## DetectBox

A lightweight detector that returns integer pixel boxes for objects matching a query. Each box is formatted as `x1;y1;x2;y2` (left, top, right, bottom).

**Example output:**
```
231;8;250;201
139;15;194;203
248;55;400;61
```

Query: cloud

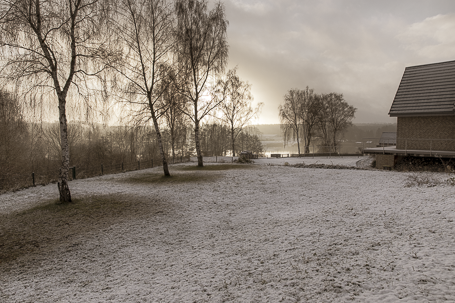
220;0;455;124
229;0;274;16
398;14;455;59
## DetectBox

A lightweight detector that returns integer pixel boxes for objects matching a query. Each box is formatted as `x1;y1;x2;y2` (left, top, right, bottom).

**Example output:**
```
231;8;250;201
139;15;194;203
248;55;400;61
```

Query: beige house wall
396;116;455;151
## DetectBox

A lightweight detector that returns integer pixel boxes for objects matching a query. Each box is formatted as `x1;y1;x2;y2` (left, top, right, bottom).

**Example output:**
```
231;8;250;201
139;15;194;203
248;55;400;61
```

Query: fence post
216;156;217;163
32;172;35;187
138;161;140;170
122;162;124;171
72;167;76;180
101;164;103;175
152;159;153;167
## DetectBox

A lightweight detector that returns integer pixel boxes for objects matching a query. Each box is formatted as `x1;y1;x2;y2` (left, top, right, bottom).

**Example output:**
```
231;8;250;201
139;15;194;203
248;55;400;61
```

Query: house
365;60;455;169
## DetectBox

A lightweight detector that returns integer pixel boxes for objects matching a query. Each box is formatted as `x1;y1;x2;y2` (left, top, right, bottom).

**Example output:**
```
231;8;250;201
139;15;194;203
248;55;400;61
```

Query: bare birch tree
174;0;228;167
162;72;189;163
217;68;261;156
108;0;175;176
0;0;112;202
42;121;83;162
279;89;302;155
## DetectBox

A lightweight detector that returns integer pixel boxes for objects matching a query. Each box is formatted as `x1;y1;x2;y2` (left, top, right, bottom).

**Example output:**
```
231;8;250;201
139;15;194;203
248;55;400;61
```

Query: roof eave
389;111;455;117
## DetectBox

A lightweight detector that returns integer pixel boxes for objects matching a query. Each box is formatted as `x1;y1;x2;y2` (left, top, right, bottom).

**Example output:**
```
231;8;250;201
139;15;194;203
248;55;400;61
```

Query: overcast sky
217;0;455;124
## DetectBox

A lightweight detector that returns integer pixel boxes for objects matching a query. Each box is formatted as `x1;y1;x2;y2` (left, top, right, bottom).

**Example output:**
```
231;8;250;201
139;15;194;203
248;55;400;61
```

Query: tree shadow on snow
0;194;169;265
122;171;219;184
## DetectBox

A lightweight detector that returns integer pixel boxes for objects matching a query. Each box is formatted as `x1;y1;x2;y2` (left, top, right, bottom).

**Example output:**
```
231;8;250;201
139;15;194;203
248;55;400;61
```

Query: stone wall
396;116;455;151
375;154;395;169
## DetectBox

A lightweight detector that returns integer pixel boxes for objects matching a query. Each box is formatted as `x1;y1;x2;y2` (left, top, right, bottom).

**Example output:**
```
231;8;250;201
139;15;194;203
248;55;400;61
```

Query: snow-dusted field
1;157;455;302
193;155;366;167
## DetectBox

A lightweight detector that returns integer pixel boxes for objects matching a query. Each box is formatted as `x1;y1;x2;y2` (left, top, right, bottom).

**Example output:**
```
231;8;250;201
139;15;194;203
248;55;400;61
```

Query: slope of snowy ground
1;157;455;302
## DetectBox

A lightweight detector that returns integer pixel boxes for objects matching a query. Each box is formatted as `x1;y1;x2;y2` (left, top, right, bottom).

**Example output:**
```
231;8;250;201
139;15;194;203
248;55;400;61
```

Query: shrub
446;176;455;186
405;173;441;187
371;160;376;168
236;156;253;164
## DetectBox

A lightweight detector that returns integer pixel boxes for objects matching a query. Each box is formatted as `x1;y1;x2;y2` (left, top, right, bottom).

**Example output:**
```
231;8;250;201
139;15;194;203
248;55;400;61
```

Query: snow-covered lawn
1;157;455;302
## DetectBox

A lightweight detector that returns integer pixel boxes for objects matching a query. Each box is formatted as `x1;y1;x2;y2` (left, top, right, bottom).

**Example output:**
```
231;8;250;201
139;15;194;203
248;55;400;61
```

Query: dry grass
123;164;256;184
177;164;256;171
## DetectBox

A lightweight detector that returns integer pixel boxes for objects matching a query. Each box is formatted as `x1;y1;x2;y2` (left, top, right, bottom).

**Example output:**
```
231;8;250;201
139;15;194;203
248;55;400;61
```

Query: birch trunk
57;95;71;203
231;126;236;157
333;132;338;153
296;128;301;155
194;119;203;167
170;132;175;164
151;109;170;176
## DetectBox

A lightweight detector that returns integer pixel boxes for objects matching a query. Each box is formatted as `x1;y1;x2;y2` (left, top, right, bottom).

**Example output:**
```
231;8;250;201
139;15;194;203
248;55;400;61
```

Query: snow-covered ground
192;155;367;167
1;157;455;302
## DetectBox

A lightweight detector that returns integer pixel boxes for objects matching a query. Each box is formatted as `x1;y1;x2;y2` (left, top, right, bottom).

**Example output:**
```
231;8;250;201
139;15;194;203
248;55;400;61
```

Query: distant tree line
0;92;262;192
279;87;356;154
0;0;261;201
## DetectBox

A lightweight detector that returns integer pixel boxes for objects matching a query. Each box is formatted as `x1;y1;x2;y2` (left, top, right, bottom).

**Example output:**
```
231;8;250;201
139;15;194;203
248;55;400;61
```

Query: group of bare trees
279;87;356;154
0;0;260;202
198;122;263;157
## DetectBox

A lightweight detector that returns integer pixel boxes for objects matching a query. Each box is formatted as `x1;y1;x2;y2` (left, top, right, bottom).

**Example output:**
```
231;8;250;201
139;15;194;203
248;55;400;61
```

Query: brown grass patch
0;194;167;264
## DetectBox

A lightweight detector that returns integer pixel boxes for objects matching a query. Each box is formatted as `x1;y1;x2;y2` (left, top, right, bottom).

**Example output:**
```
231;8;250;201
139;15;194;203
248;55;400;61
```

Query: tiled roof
389;60;455;117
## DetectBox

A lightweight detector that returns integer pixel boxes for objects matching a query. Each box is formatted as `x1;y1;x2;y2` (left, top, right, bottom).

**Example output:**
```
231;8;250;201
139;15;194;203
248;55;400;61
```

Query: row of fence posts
214;156;235;163
30;160;154;187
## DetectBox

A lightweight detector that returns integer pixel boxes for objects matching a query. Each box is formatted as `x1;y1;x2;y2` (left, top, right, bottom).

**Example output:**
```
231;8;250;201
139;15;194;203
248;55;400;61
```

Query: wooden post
32;172;35;187
122;162;124;171
138;161;140;170
101;164;103;175
72;167;76;180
